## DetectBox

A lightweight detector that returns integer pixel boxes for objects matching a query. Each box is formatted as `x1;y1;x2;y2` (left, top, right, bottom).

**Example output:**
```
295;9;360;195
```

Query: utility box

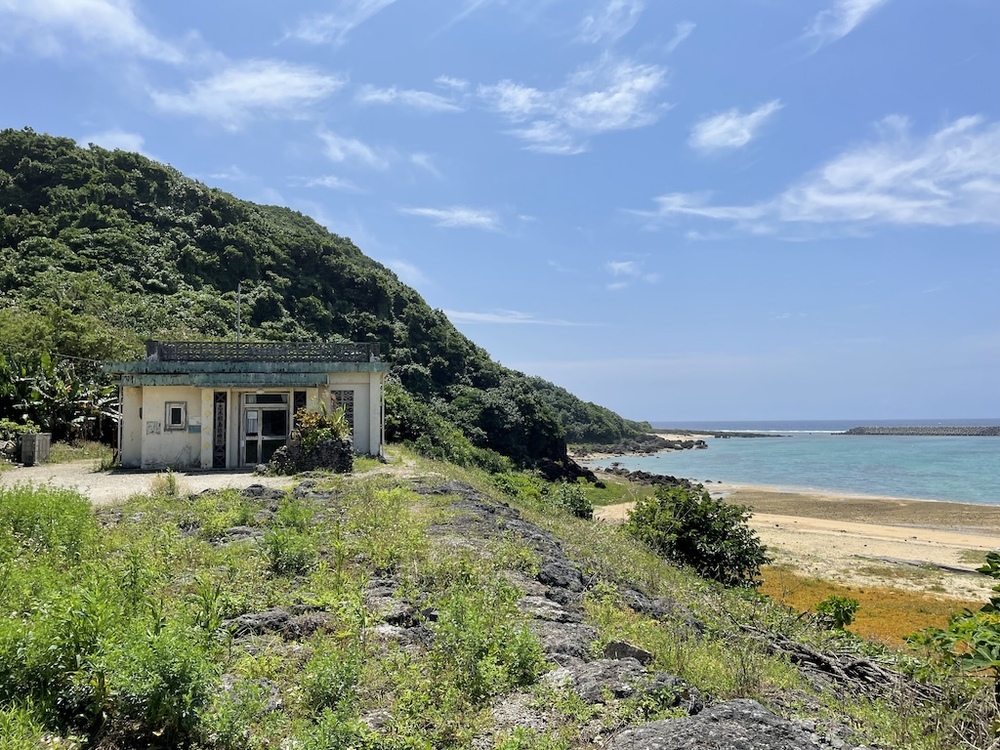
20;433;51;466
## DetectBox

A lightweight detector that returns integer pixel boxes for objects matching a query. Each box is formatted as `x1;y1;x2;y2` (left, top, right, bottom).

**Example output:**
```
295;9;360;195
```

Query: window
165;401;187;430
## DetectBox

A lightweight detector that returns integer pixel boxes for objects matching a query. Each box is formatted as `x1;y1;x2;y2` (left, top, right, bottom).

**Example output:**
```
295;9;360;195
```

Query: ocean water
588;420;1000;506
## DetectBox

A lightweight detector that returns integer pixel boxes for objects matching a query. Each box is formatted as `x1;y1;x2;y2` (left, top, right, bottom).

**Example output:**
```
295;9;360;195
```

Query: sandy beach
595;481;1000;601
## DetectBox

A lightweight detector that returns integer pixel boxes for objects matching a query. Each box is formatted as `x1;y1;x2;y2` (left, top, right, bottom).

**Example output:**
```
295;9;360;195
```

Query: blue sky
3;0;999;422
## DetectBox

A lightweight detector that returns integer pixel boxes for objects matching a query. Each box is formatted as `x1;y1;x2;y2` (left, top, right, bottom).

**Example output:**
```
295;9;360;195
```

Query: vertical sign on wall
213;392;228;468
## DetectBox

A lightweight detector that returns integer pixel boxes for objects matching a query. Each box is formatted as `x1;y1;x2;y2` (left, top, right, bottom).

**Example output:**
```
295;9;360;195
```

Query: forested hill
0;128;646;469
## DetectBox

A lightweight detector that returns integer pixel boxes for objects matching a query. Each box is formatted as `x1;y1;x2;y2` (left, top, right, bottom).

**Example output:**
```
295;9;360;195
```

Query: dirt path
0;461;294;506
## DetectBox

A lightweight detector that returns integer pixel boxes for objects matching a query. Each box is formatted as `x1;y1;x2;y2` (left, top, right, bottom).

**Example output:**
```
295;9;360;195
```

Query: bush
624;485;769;588
549;482;593;520
815;595;860;630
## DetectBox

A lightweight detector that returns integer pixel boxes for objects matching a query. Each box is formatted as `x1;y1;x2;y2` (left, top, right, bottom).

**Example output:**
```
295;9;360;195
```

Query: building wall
117;372;385;470
120;386;143;467
139;386;203;469
327;373;379;454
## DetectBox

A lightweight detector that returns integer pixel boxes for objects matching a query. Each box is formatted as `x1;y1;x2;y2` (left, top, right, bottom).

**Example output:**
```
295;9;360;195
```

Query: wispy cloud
665;21;695;53
356;85;463;112
318;130;392;170
640;114;1000;230
578;0;643;44
435;75;469;92
0;0;185;62
80;128;146;154
287;0;397;45
399;206;501;231
304;175;364;192
410;153;442;178
605;259;659;289
689;100;783;153
478;53;667;154
805;0;889;49
151;60;345;128
445;309;578;325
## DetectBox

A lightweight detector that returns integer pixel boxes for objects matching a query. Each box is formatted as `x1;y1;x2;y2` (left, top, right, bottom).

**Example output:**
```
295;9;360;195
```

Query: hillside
0;453;990;749
0;127;645;467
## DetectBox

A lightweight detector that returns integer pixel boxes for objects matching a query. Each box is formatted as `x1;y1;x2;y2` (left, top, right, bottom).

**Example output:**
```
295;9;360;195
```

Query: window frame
165;401;188;431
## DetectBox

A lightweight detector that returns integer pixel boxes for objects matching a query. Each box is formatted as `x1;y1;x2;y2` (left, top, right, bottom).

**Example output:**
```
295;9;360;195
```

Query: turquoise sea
588;420;1000;506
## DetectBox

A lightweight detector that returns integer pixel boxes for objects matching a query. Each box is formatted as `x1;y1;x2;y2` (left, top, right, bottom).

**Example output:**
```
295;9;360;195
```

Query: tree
624;485;770;587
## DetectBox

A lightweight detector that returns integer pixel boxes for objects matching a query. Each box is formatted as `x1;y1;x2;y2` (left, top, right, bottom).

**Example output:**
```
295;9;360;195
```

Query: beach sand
595;482;1000;601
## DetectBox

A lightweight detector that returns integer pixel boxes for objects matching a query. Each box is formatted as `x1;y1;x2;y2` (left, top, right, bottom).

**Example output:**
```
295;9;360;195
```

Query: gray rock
519;595;583;623
537;560;584;592
605;640;654;665
607;699;861;750
530;621;598;661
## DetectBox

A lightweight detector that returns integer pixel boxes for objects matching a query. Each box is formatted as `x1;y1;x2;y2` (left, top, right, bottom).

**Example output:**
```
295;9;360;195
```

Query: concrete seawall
841;426;1000;436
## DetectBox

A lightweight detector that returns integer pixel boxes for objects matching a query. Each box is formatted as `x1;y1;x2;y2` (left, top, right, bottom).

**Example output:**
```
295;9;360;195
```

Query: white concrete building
106;341;389;470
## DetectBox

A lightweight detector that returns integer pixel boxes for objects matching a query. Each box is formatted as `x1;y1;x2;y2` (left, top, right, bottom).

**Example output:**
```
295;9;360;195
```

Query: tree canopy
0;128;644;466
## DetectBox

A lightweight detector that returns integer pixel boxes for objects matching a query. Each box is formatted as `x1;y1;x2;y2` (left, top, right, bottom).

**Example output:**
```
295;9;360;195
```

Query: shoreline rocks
842;425;1000;437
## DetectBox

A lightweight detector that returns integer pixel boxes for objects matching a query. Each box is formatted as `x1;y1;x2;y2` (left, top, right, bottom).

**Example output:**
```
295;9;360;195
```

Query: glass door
242;393;289;465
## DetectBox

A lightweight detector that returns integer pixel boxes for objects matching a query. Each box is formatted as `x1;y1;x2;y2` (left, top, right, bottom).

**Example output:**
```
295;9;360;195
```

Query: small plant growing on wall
267;407;353;474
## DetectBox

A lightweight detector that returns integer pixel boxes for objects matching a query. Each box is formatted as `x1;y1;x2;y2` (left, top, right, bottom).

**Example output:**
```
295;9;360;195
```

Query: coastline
595;481;1000;601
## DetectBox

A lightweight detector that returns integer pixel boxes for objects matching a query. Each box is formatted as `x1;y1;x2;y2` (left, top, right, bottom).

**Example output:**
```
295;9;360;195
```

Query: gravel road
0;461;294;506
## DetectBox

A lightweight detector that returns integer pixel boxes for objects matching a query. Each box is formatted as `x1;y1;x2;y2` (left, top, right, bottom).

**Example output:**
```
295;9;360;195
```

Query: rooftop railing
145;340;381;363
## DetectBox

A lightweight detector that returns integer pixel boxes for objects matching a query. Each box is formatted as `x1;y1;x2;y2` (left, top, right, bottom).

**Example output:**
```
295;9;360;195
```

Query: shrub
815;595;860;630
94;620;219;745
624;485;770;588
549;482;593;520
301;640;362;713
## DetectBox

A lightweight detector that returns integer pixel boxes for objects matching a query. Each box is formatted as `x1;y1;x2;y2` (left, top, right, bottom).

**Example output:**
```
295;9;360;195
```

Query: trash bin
20;433;51;466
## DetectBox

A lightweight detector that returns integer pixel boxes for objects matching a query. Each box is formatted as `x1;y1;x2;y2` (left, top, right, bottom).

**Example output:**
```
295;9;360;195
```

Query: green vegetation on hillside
0;127;643;464
0;453;995;749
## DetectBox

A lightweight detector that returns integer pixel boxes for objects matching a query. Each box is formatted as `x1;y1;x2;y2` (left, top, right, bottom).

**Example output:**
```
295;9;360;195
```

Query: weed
150;468;183;497
264;527;317;576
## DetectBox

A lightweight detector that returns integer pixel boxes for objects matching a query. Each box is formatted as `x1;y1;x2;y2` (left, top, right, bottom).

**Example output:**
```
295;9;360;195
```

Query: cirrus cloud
478;53;667;154
639;114;1000;231
151;60;345;128
689;100;783;153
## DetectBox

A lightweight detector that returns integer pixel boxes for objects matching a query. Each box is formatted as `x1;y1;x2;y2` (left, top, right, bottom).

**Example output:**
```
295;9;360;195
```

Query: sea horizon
595;426;1000;506
650;418;1000;433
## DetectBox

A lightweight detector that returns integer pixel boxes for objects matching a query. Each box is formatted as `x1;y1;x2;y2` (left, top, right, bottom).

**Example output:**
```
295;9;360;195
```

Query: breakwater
842;426;1000;437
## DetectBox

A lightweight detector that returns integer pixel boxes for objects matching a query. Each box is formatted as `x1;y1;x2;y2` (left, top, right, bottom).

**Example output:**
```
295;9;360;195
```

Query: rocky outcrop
607;699;868;750
597;465;701;490
842;425;1000;436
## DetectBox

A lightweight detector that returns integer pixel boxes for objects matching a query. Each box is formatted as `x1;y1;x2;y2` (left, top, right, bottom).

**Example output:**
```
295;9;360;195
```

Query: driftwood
741;625;944;704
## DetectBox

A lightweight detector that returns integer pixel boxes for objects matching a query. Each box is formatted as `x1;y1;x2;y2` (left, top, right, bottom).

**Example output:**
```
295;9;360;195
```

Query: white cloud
435;75;469;92
665;21;695;53
641;115;1000;230
478;54;667;154
578;0;644;44
0;0;184;62
689;100;783;153
605;259;658;289
288;0;397;45
80;128;145;153
399;206;501;231
445;309;577;325
410;153;442;178
305;175;363;192
356;85;463;112
805;0;889;48
151;60;345;128
607;260;639;276
318;130;391;170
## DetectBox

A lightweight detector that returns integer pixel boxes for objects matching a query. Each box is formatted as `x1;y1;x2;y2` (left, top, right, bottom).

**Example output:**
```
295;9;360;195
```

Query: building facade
105;341;389;470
